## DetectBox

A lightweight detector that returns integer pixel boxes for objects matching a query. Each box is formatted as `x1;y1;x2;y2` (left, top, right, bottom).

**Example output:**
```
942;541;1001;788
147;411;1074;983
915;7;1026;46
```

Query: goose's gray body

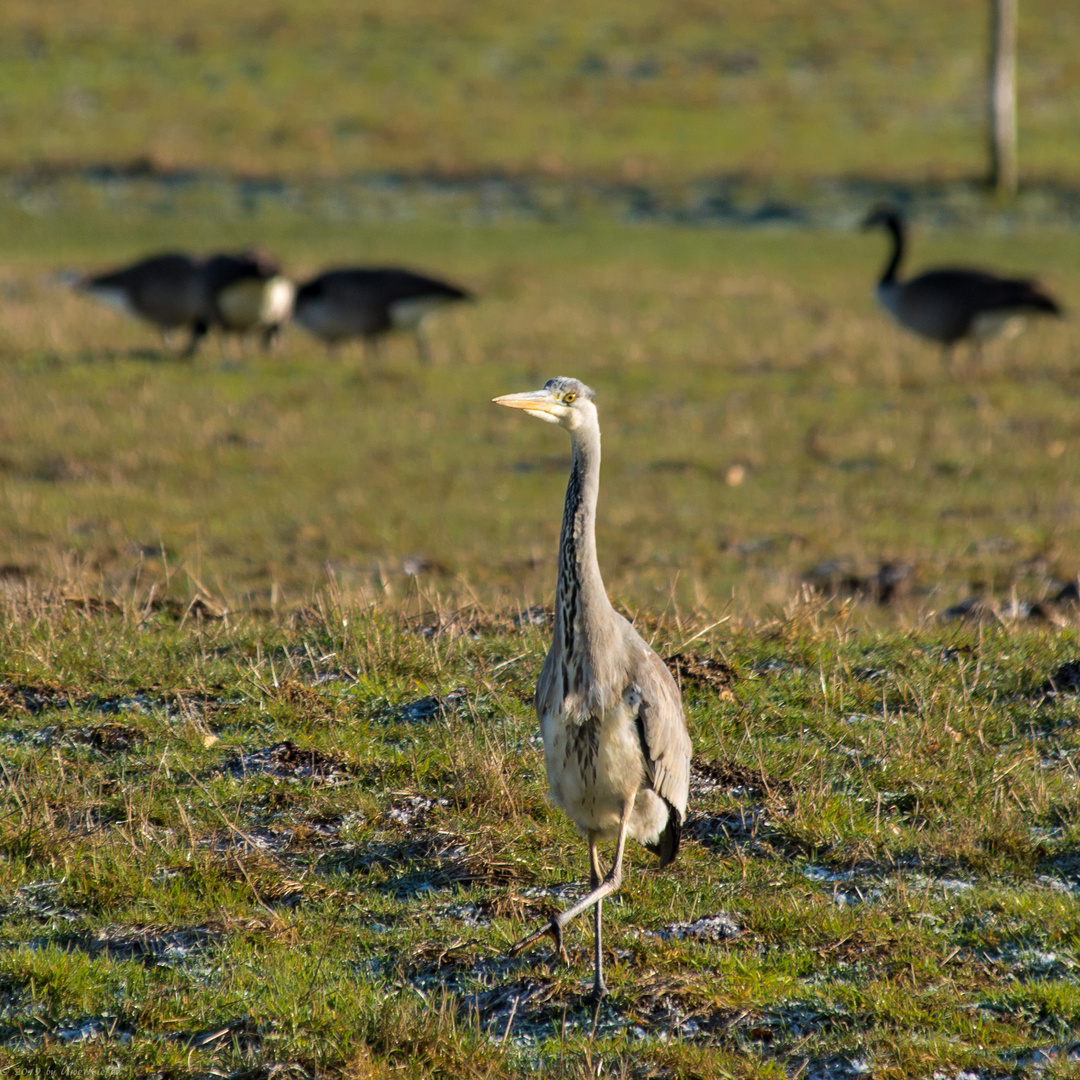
79;253;208;355
293;268;469;360
865;208;1060;351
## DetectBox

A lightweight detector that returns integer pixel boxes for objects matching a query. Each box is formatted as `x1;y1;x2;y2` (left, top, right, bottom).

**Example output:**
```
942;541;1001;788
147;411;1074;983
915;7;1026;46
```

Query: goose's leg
415;326;432;366
183;321;207;360
363;335;383;366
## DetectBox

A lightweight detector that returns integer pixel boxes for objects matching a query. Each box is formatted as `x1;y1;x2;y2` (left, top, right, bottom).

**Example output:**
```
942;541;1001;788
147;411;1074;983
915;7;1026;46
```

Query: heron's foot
550;919;569;965
589;977;609;1002
508;918;568;965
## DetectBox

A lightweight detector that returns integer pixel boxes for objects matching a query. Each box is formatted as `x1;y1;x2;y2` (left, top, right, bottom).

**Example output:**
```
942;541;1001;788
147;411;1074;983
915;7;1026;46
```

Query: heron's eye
563;392;576;404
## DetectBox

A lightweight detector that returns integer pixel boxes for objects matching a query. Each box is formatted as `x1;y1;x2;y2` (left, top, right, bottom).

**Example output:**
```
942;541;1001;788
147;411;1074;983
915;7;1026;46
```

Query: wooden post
989;0;1018;194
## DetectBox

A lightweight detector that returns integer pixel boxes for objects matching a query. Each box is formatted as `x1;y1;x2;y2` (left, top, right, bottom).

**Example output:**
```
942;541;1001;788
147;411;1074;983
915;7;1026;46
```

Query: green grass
0;209;1078;1077
0;214;1077;615
3;5;1080;1075
1;598;1080;1079
1;0;1078;183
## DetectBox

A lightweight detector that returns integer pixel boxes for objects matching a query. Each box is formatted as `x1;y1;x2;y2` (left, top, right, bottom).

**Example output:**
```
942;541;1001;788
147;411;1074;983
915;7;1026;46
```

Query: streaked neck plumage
554;411;619;712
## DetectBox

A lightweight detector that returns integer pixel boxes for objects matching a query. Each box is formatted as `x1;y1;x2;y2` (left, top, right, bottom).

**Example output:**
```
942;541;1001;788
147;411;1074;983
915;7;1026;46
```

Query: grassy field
4;2;1080;1076
1;583;1080;1079
0;212;1078;614
1;0;1079;184
0;207;1079;1078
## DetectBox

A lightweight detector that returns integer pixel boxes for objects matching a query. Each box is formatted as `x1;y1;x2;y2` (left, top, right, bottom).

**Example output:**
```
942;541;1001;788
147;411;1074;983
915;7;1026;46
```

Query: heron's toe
548;919;569;964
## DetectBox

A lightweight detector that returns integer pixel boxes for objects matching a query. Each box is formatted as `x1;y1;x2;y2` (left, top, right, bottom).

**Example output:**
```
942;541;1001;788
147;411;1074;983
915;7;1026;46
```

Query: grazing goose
199;251;295;351
863;207;1061;360
494;377;692;1000
78;253;208;356
292;268;470;362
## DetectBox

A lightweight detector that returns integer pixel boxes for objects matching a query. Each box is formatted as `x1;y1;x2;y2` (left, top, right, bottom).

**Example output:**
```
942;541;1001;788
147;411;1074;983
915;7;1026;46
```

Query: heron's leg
589;832;607;999
509;800;634;995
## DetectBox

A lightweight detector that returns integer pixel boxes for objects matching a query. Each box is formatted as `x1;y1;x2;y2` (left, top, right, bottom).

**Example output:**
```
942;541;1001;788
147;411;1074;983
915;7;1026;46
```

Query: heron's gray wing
630;645;691;819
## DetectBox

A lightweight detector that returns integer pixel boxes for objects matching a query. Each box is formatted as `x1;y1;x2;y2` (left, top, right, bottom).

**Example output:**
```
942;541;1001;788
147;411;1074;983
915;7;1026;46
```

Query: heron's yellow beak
492;389;562;419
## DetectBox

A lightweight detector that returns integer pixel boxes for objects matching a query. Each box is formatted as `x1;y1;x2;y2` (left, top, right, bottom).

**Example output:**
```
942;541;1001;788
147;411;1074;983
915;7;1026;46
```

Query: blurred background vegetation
0;0;1078;616
1;0;1077;184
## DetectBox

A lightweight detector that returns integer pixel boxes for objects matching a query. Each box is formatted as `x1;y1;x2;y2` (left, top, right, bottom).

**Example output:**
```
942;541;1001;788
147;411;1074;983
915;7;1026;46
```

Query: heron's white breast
541;699;650;840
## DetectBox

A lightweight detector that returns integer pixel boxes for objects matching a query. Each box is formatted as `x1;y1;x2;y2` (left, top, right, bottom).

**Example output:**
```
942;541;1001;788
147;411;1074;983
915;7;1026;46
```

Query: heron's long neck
879;217;904;286
556;418;612;660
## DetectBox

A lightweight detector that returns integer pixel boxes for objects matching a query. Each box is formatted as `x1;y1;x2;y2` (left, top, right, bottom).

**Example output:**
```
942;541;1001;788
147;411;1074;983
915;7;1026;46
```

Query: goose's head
862;205;904;233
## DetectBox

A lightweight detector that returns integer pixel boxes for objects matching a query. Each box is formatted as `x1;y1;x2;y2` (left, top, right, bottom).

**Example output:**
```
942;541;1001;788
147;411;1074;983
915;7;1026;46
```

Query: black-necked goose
78;253;208;356
292;268;470;362
863;207;1061;359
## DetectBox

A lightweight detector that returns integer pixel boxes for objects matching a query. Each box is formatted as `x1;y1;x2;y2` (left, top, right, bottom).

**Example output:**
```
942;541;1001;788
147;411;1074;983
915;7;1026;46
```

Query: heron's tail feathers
644;801;681;868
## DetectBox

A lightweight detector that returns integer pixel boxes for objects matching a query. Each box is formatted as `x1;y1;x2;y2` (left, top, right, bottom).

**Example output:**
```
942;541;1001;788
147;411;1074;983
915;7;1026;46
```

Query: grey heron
293;267;470;363
863;207;1061;362
494;376;692;1000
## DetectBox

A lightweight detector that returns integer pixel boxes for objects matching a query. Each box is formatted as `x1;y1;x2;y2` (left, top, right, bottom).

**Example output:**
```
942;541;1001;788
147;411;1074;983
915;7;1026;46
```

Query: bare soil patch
218;741;354;786
664;653;737;697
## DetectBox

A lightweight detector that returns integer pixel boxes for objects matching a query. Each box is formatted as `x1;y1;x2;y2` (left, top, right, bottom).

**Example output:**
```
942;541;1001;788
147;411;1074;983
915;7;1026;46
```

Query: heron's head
493;377;597;431
861;205;902;232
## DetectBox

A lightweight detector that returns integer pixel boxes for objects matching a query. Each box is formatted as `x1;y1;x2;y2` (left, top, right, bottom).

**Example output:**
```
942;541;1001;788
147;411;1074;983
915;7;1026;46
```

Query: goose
199;250;295;351
78;253;208;356
292;268;470;362
863;207;1061;361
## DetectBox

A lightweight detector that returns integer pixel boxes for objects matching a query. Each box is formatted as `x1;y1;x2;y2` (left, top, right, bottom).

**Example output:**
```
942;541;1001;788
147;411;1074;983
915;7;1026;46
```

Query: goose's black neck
878;214;905;286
